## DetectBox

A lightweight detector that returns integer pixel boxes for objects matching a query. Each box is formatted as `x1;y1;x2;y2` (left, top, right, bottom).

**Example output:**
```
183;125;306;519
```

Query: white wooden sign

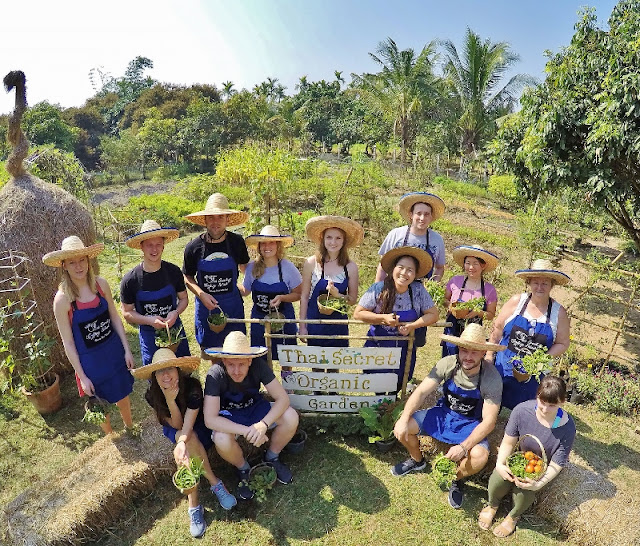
289;394;396;413
277;346;401;370
282;371;398;393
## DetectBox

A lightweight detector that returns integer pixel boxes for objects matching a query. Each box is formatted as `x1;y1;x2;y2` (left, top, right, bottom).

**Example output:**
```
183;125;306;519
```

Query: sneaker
265;456;293;484
188;504;206;538
237;467;254;500
391;457;426;477
211;480;237;510
448;480;464;509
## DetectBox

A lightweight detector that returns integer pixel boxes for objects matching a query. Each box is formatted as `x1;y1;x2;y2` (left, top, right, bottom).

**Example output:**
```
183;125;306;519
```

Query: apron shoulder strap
277;260;284;283
480;278;485;296
544;298;554;324
402;226;411;246
96;282;106;298
343;264;349;281
517;293;532;316
408;284;416;311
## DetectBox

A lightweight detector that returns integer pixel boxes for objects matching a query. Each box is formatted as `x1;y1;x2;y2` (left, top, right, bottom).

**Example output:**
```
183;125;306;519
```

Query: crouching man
391;323;504;509
203;331;299;500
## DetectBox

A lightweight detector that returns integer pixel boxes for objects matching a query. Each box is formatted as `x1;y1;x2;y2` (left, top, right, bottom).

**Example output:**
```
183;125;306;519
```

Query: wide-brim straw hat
452;245;499;273
440;323;506;352
398;192;445;223
42;236;105;268
380;246;434;279
515;259;570;286
185;193;249;227
305;215;364;248
125;220;180;249
131;348;200;380
245;225;294;248
204;331;268;359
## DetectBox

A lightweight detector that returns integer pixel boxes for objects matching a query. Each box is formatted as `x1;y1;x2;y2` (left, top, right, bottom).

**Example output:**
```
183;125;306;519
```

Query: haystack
2;417;172;545
0;71;96;372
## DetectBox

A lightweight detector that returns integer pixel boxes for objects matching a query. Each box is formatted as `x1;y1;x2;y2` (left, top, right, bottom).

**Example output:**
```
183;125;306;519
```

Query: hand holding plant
510;347;554;381
359;398;405;443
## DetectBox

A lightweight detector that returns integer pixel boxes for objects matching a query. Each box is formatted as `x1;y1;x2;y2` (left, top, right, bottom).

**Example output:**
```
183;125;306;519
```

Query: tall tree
442;28;533;155
22;102;77;152
221;81;236;100
351;37;438;162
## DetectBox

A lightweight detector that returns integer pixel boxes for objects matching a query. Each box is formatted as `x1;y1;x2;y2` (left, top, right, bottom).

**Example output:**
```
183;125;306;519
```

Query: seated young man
203;331;299;500
392;323;504;509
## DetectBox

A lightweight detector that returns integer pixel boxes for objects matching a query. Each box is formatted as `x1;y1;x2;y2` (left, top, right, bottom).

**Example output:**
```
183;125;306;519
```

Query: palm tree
442;28;535;156
221;81;236;101
351;37;438;162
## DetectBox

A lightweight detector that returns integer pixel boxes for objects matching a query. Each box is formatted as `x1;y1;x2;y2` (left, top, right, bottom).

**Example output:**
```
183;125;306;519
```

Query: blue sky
0;0;619;115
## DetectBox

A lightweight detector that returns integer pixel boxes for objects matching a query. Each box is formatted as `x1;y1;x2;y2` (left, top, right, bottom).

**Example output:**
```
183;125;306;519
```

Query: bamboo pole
603;281;639;370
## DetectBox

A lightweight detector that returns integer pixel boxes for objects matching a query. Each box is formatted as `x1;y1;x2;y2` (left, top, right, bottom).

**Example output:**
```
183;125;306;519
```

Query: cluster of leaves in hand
431;453;457;490
208;310;228;325
510;347;554;381
507;451;544;479
173;457;206;490
454;296;486;312
154;325;187;347
319;294;350;315
244;465;277;503
359;398;405;442
82;403;109;425
424;280;445;308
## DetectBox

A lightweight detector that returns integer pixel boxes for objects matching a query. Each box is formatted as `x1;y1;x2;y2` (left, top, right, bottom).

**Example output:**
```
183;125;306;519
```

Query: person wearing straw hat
354;246;439;391
441;245;500;357
241;225;302;361
479;376;575;538
375;192;446;282
44;236;135;434
486;259;571;410
203;332;299;500
299;215;363;346
121;220;190;366
132;348;237;537
182;193;250;358
391;323;504;510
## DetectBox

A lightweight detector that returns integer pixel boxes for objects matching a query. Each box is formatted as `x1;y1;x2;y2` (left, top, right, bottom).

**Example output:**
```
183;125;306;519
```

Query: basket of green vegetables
317;293;350;316
509;347;554;383
172;457;206;495
266;308;285;333
155;324;187;352
431;453;458;490
207;307;228;333
507;434;547;480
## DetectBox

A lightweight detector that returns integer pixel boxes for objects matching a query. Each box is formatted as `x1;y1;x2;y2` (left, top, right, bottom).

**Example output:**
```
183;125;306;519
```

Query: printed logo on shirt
255;293;271;313
203;270;233;294
141;295;174;317
507;327;546;356
79;309;113;348
447;393;475;415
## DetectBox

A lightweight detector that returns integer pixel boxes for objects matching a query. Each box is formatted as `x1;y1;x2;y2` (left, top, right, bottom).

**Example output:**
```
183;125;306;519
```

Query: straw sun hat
452;245;499;273
185;193;249;227
380;246;434;279
398;192;445;223
204;331;268;359
131;348;200;381
42;236;105;268
440;323;506;352
515;259;570;286
125;220;180;250
305;215;364;249
245;225;294;248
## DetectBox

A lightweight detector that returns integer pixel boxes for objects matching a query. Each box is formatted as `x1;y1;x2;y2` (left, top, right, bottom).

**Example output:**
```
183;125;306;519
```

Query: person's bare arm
184;274;217;310
548;306;570;357
98;277;134;369
486;294;520;362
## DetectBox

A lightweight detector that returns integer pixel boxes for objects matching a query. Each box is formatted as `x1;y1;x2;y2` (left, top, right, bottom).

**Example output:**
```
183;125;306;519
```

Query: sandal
478;505;498;530
493;516;519;538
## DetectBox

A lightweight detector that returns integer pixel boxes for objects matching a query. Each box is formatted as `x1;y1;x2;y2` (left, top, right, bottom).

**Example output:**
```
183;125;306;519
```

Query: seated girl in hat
442;245;499;357
43;236;135;434
132;349;237;538
240;226;302;362
299;216;363;347
354;247;439;391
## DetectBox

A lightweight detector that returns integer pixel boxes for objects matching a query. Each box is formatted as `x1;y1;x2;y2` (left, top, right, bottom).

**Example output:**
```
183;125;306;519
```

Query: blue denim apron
71;293;134;403
441;277;487;357
194;237;245;349
218;388;271;427
495;295;554;410
307;263;349;347
134;267;190;365
250;260;297;360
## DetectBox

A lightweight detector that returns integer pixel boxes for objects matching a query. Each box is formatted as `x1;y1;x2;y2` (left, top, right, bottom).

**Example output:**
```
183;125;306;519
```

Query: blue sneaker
211;480;237;510
188;504;206;538
265;455;293;484
237;467;254;500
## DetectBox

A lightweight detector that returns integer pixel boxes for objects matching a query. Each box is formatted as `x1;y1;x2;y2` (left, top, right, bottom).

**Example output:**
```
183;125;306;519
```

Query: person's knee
470;445;489;467
213;431;236;451
279;407;299;429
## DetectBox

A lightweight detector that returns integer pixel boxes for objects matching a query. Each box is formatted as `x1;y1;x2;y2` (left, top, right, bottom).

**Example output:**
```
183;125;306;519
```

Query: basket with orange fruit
507;434;548;480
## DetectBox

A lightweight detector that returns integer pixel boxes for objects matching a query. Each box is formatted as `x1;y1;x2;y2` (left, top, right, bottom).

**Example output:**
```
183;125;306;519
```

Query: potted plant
172;457;206;495
82;397;110;426
246;462;277;503
359;398;405;452
284;429;307;454
155;324;187;352
509;347;554;383
207;307;228;333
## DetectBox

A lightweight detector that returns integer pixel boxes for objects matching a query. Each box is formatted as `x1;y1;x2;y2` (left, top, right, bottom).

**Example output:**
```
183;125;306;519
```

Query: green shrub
121;194;202;231
488;174;519;200
0;162;9;189
433;176;491;199
594;371;640;416
174;174;251;207
150;163;192;182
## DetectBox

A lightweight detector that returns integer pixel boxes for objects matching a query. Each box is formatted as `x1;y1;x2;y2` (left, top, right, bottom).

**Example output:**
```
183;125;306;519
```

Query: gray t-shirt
505;399;576;467
358;280;434;314
378;226;445;267
427;354;503;407
243;259;302;293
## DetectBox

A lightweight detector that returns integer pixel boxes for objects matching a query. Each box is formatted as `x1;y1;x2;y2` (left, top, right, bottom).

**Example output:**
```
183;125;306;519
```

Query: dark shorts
163;420;213;450
412;408;490;452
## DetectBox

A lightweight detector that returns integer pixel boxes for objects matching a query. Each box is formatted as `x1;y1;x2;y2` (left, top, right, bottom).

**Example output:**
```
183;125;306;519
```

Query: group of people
40;190;575;538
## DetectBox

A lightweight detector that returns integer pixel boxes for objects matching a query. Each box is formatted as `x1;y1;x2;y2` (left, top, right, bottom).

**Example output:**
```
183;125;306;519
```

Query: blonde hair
59;258;98;302
314;227;350;267
252;241;285;279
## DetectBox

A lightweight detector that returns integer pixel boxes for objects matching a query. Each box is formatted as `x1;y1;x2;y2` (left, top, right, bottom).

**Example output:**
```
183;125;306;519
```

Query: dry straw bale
2;417;172;546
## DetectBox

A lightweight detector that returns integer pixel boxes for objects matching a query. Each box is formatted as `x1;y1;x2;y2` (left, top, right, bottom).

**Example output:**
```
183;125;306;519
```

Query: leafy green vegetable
155;324;187;348
453;296;486;312
246;465;277;503
266;309;284;333
318;294;350;315
359;398;405;442
509;347;554;381
82;404;108;425
173;457;206;491
507;452;544;479
431;453;457;489
424;280;445;308
208;310;228;325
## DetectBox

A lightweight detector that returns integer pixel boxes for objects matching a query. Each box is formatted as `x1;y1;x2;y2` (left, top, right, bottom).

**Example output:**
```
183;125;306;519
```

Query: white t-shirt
378;226;445;267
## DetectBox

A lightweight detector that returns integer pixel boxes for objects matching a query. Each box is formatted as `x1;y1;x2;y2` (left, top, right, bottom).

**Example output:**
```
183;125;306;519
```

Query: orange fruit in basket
524;451;535;460
534;462;543;473
525;463;535;473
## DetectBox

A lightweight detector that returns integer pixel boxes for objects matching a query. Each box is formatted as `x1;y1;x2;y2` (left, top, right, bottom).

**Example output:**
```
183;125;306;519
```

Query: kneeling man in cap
392;323;504;509
203;331;299;501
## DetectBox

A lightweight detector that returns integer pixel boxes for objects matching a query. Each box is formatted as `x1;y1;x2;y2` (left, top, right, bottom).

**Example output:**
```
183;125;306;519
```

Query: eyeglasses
528;320;537;336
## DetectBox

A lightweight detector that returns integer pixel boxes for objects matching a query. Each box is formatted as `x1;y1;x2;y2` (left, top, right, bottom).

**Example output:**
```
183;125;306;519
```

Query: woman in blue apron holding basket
354;246;439;391
182;193;250;359
299;216;363;347
121;220;190;365
486;259;571;410
45;236;135;434
241;225;302;361
441;245;499;357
